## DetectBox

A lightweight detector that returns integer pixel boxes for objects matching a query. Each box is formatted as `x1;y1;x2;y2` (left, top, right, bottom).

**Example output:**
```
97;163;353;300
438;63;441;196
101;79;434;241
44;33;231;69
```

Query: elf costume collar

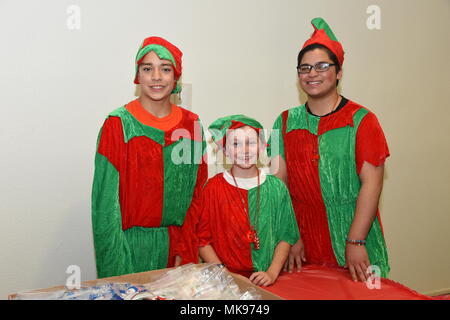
134;36;183;94
223;169;267;190
302;17;344;67
284;99;367;136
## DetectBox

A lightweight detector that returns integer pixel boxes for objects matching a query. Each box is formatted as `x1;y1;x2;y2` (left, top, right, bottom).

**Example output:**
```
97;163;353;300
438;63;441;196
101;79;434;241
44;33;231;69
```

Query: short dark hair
297;43;341;86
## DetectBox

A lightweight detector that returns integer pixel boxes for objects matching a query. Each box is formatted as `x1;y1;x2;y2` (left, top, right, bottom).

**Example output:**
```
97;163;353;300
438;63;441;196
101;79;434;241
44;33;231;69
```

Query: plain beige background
0;0;449;298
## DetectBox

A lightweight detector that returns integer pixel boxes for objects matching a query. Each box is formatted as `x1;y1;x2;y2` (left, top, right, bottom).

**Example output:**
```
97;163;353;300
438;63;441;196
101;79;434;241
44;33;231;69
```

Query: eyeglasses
297;62;336;74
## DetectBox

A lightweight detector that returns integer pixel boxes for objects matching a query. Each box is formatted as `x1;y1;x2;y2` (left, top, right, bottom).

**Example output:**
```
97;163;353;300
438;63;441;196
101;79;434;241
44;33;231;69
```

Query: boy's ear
337;67;343;80
135;69;141;83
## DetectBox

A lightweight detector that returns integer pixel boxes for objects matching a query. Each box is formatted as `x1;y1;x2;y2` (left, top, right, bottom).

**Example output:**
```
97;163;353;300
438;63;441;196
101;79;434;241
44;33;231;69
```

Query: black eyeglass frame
297;62;337;74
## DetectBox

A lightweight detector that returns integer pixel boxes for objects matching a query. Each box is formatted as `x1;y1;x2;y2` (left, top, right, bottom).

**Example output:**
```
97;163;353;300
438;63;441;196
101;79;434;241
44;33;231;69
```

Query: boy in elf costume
269;18;390;281
194;115;299;287
92;36;207;278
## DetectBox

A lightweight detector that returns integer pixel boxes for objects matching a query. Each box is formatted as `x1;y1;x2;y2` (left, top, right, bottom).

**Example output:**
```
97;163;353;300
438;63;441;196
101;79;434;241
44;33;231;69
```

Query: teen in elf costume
92;36;207;278
195;115;299;286
269;18;390;281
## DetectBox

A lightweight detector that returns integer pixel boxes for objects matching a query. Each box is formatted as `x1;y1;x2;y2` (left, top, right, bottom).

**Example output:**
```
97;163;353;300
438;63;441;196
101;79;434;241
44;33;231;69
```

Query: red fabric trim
355;111;390;175
317;101;361;135
228;120;262;133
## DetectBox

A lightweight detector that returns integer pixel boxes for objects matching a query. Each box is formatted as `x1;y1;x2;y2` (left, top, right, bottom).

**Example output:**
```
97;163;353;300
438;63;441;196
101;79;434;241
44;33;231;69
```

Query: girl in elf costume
195;115;299;287
269;18;390;282
92;36;207;278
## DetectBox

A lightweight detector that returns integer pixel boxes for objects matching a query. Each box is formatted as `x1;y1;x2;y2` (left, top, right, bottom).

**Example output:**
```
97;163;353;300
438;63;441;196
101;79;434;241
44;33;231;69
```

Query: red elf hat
302;18;344;67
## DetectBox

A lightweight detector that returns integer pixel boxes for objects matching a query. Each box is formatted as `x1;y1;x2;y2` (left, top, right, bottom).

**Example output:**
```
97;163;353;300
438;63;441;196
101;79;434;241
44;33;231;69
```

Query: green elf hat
134;36;183;94
208;114;266;149
302;17;344;67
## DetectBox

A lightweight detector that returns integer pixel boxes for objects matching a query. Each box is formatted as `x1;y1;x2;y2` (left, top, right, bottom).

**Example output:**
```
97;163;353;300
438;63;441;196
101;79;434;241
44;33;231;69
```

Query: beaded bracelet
346;238;366;246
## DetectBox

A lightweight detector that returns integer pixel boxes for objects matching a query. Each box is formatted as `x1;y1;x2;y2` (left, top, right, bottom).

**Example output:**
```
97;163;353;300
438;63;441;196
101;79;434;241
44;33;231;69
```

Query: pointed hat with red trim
134;36;183;94
302;17;344;67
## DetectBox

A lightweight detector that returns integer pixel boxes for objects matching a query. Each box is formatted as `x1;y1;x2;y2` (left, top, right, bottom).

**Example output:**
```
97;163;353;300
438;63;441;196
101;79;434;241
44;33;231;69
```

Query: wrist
345;238;366;246
266;268;280;281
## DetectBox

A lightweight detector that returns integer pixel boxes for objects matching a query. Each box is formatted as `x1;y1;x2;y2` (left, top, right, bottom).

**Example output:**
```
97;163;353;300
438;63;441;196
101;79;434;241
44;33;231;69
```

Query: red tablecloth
264;265;436;300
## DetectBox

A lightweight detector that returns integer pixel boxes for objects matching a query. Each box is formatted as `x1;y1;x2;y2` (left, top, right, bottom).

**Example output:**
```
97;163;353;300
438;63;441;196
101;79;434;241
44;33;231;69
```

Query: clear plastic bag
13;283;146;300
143;263;261;300
13;264;262;300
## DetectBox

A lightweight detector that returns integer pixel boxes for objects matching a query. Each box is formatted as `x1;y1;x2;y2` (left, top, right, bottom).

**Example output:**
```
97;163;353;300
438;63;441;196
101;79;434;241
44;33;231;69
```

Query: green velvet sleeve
276;181;300;245
91;150;134;278
249;176;299;272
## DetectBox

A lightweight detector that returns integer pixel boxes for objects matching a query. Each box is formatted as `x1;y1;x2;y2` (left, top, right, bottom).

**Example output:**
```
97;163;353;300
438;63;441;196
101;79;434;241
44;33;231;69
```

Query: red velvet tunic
195;173;299;277
269;99;390;275
92;102;207;277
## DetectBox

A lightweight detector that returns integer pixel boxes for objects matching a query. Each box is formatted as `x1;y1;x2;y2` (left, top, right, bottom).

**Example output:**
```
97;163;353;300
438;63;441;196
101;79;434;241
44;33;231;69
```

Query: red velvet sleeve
97;116;125;169
196;186;212;248
355;112;390;174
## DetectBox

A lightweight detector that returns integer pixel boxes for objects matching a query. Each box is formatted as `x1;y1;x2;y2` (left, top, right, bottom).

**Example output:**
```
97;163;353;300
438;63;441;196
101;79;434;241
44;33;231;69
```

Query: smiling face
137;51;176;103
225;126;260;169
298;48;342;99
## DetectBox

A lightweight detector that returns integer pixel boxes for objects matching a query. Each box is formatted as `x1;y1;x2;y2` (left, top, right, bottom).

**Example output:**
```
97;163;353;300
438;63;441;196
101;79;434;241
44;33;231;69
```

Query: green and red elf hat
134;36;183;94
208;115;266;149
302;17;344;67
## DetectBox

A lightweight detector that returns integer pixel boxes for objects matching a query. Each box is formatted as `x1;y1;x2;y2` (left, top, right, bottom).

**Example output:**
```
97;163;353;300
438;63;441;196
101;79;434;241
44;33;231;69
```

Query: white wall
1;0;449;298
